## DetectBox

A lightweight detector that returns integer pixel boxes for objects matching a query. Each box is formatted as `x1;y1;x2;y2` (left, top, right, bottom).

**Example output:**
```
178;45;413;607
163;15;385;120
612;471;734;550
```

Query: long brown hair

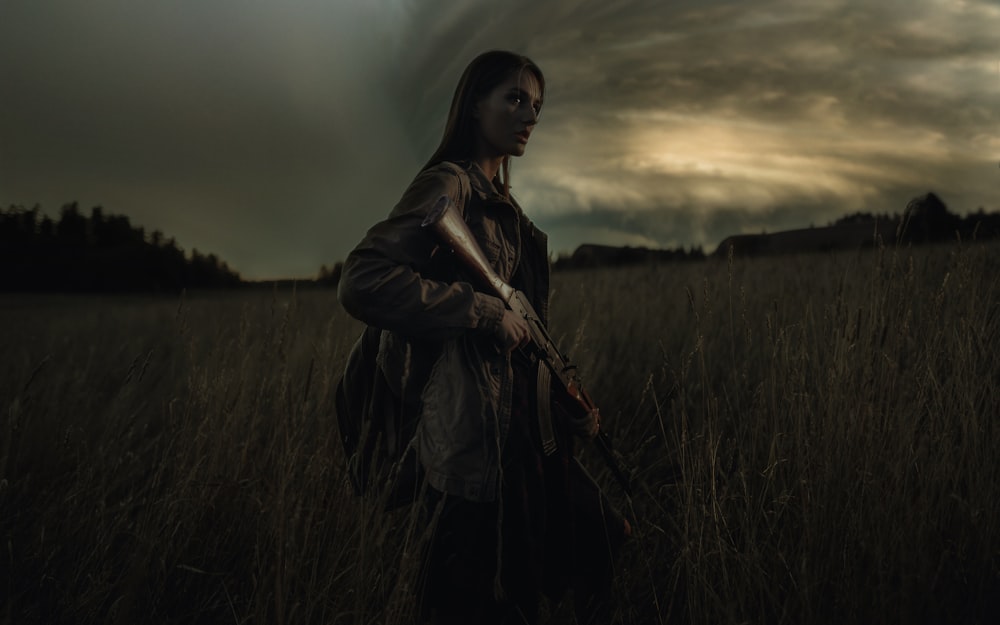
422;50;545;198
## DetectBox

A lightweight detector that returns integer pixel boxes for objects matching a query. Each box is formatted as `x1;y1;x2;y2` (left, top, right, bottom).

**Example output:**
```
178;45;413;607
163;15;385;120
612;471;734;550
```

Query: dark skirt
418;363;627;624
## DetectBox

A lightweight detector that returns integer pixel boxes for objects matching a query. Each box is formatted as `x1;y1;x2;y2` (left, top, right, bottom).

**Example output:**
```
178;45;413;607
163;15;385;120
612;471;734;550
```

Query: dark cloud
1;0;997;278
1;1;418;278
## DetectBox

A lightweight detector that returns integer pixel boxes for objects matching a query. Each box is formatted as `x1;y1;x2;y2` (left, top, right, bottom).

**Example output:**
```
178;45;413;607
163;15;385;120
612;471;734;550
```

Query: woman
338;50;628;625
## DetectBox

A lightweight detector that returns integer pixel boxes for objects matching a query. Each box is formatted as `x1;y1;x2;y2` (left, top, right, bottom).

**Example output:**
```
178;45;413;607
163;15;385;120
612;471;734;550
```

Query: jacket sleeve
337;164;506;339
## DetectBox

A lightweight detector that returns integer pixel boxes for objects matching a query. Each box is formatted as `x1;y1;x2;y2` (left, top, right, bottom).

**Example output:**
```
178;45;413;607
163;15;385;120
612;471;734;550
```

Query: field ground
2;240;999;624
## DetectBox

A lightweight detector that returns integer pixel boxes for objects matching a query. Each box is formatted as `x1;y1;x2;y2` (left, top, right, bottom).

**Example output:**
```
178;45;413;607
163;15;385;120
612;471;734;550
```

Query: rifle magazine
536;363;558;456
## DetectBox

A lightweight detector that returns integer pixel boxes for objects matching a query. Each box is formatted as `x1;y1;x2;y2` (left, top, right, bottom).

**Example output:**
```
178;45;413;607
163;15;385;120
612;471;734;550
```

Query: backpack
334;325;424;508
334;162;472;507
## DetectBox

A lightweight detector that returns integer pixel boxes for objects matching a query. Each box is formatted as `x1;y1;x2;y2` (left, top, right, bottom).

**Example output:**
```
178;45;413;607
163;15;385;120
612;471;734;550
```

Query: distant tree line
1;202;242;292
552;243;705;271
317;262;343;287
832;193;1000;244
717;192;1000;259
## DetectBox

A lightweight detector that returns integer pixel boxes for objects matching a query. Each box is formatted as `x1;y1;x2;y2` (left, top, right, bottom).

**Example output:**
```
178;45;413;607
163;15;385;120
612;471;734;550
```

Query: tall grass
2;240;998;624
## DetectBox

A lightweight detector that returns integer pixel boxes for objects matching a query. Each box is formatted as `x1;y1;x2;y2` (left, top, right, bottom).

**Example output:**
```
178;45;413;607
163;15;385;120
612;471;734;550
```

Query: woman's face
474;70;543;159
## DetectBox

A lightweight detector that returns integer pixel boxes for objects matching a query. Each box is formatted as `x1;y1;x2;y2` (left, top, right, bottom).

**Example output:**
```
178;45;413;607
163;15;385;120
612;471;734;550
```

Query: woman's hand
553;395;601;439
572;408;600;440
495;309;531;353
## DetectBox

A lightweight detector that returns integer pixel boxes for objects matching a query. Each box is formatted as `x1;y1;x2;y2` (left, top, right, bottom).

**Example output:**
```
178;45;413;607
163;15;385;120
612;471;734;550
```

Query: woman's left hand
494;309;531;353
569;407;600;439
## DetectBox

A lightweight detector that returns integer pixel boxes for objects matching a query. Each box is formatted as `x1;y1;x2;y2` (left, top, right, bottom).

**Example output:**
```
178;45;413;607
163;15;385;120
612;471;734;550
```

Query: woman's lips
515;130;530;143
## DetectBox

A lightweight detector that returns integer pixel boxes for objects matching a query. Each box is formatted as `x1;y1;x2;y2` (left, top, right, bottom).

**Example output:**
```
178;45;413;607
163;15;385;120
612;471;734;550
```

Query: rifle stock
422;195;633;496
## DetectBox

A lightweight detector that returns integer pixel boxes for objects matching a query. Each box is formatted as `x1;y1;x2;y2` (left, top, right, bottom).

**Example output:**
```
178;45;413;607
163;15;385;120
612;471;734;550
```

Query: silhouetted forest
548;193;1000;270
714;192;1000;259
552;243;705;271
317;262;343;288
1;203;242;292
831;193;1000;242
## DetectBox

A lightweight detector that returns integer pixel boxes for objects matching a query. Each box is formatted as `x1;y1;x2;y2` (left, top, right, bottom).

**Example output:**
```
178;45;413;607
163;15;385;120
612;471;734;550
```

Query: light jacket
338;160;551;502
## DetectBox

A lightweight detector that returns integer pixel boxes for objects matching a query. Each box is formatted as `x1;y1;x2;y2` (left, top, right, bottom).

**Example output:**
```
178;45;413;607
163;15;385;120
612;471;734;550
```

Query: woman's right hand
495;309;531;353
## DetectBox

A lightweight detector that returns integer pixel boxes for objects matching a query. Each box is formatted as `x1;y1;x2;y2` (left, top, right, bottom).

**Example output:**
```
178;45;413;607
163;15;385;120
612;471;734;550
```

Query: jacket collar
463;161;508;201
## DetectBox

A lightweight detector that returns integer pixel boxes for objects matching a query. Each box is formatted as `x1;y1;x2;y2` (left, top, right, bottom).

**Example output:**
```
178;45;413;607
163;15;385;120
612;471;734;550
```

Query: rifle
422;195;633;496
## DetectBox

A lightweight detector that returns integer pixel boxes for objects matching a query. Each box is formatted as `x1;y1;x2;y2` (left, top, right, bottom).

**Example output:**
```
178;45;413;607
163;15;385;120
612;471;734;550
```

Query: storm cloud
1;0;997;278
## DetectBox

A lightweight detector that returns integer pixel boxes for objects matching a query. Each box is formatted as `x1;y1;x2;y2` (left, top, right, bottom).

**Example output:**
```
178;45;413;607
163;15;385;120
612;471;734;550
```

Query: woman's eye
507;93;540;116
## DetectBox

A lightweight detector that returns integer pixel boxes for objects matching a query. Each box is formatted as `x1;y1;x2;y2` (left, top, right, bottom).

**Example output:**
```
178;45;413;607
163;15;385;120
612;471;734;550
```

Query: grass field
2;240;999;624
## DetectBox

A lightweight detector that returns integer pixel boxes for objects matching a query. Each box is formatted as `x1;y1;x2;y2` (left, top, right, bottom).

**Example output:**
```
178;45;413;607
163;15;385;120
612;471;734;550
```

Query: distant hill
552;243;705;271
550;192;1000;271
714;192;1000;259
714;220;899;258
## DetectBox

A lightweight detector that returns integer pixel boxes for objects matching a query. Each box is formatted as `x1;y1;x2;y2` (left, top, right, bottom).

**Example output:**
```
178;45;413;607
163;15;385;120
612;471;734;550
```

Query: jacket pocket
467;215;512;279
418;337;502;481
479;238;502;267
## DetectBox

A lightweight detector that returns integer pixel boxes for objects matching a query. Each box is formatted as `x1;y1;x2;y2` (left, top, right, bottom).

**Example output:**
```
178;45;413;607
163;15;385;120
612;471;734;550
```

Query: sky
2;0;998;280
